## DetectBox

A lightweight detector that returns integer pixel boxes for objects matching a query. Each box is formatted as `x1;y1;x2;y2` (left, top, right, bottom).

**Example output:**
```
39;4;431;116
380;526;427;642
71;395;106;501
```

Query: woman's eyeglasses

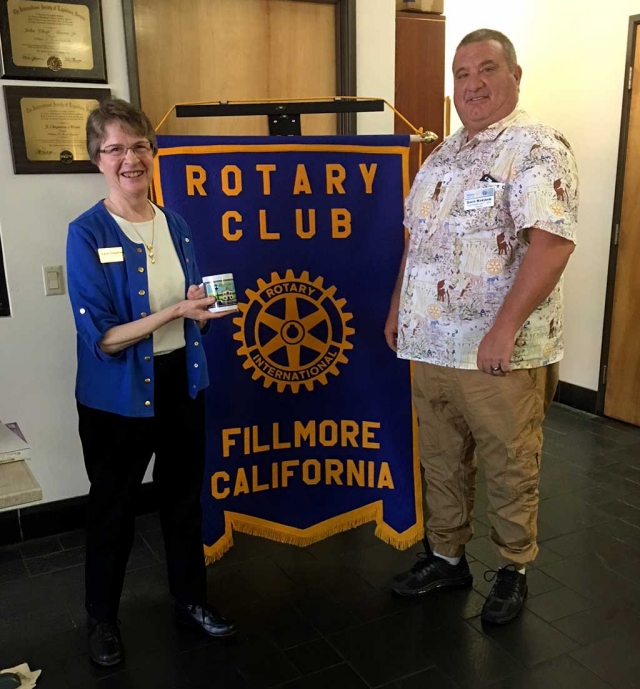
99;142;154;158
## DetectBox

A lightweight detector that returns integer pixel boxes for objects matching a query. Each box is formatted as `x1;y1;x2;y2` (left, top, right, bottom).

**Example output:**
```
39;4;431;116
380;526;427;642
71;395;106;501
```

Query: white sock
434;552;461;566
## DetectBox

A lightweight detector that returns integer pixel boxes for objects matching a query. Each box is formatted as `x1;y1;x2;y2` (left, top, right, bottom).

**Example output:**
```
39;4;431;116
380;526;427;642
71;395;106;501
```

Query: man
385;29;578;625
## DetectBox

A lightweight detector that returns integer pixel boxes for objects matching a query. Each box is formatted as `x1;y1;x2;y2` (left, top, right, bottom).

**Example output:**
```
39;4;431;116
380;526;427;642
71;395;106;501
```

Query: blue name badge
464;186;495;211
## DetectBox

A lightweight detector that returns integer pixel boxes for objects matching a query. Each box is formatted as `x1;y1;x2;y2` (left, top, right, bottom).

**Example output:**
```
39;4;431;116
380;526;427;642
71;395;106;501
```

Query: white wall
356;0;396;133
0;0;397;507
445;1;639;391
0;1;130;506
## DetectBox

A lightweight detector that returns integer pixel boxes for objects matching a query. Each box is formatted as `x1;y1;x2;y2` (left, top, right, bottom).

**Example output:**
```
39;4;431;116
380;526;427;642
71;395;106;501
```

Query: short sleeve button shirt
397;109;579;370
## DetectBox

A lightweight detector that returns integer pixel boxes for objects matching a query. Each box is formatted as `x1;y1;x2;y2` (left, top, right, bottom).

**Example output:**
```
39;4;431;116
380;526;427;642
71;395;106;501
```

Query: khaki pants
413;362;559;566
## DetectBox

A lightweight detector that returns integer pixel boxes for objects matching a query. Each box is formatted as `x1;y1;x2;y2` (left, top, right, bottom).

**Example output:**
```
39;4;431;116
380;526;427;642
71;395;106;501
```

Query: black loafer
87;617;124;667
175;603;237;638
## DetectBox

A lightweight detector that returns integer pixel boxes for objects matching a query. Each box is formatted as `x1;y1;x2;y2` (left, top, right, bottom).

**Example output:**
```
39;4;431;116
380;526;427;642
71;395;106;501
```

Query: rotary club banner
153;135;422;561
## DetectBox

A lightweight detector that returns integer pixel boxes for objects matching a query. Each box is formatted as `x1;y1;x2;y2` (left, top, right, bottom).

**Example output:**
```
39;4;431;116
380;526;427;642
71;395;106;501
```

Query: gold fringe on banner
204;503;424;564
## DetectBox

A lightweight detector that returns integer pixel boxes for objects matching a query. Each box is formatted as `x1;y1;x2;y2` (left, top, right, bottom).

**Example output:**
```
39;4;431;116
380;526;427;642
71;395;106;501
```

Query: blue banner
154;135;421;560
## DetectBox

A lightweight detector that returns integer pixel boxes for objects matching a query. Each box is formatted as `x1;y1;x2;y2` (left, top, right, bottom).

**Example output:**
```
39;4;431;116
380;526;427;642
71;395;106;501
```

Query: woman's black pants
78;348;207;622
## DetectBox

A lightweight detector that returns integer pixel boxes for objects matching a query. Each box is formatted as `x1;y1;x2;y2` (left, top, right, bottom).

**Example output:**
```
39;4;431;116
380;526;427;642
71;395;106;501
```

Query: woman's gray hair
86;98;157;164
455;29;518;71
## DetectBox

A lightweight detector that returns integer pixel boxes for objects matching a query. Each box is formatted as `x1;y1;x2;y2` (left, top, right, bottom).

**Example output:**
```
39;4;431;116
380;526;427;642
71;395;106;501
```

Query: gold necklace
109;198;156;264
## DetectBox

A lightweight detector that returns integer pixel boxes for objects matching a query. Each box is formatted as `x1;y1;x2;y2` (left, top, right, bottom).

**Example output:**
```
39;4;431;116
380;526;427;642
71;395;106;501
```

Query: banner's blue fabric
154;135;422;559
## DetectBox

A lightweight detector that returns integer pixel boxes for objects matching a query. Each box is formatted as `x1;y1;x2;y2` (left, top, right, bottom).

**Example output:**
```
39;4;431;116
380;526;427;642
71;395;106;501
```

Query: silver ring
490;366;501;373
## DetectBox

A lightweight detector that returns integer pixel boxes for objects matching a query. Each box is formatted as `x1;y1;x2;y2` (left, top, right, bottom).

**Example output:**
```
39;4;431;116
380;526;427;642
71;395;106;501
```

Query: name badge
464;187;495;211
98;247;124;263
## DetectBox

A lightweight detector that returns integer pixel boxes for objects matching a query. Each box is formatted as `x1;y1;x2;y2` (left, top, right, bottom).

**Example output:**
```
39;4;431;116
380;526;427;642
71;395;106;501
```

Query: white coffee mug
202;273;238;313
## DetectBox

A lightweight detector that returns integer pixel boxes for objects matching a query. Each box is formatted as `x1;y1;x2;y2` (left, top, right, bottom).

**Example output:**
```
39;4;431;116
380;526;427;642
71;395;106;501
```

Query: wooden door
605;24;640;425
394;12;445;182
131;0;337;135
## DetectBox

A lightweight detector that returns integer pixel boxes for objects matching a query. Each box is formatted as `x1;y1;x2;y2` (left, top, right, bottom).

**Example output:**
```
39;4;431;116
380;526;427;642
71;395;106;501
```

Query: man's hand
384;304;399;353
384;237;409;353
476;229;575;376
477;325;515;375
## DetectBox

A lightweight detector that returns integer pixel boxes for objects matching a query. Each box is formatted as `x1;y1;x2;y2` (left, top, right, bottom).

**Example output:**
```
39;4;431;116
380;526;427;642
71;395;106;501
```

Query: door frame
121;0;357;134
0;235;10;317
597;13;640;415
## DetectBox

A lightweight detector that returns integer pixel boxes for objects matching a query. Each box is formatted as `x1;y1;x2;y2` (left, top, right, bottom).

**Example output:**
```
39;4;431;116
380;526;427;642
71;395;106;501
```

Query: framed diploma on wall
3;85;110;173
0;0;107;82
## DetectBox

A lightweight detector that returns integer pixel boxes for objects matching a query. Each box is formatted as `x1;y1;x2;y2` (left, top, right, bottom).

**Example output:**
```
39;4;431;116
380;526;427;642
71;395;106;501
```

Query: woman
67;99;236;668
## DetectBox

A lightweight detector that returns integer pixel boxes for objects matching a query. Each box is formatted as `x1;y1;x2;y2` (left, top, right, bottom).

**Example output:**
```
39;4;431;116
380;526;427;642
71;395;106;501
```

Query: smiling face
453;40;522;140
96;122;155;202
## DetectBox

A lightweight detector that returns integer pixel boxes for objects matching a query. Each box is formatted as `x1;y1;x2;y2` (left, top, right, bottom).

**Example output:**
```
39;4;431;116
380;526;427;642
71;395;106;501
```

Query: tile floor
1;404;640;688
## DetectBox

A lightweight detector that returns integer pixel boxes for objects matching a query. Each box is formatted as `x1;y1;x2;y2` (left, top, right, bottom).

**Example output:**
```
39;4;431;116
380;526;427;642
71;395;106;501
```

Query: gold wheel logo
486;258;504;276
233;270;355;393
427;304;442;320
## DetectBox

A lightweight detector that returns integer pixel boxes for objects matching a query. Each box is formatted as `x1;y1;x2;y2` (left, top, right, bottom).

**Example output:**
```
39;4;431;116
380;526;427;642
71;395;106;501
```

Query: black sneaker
390;550;473;597
481;565;528;625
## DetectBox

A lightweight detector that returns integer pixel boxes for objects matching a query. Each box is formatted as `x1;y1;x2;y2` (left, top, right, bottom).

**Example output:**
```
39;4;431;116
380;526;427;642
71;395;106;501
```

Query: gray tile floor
1;403;640;688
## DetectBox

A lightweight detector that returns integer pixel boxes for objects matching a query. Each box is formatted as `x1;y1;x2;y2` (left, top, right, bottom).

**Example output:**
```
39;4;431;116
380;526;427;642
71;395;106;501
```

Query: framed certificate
0;0;106;82
3;85;110;173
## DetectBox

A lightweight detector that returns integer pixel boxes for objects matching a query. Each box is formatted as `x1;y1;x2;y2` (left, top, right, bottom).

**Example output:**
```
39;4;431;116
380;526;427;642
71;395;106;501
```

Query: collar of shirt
455;108;526;151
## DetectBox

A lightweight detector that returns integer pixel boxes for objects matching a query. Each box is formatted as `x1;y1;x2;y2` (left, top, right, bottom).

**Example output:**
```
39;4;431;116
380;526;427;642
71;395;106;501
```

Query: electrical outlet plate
42;265;65;296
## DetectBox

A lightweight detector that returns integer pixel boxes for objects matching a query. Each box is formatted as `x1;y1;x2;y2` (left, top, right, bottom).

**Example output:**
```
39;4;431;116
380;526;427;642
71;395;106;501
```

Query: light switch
43;265;65;296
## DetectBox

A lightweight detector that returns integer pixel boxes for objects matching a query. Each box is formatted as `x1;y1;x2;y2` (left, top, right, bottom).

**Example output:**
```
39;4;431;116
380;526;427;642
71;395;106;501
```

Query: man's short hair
456;29;518;71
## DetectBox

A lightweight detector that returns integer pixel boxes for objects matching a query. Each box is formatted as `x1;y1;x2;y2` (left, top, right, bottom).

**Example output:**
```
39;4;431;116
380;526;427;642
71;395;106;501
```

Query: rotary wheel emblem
420;201;432;217
550;201;565;218
427;304;442;320
233;270;355;393
486;258;504;276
